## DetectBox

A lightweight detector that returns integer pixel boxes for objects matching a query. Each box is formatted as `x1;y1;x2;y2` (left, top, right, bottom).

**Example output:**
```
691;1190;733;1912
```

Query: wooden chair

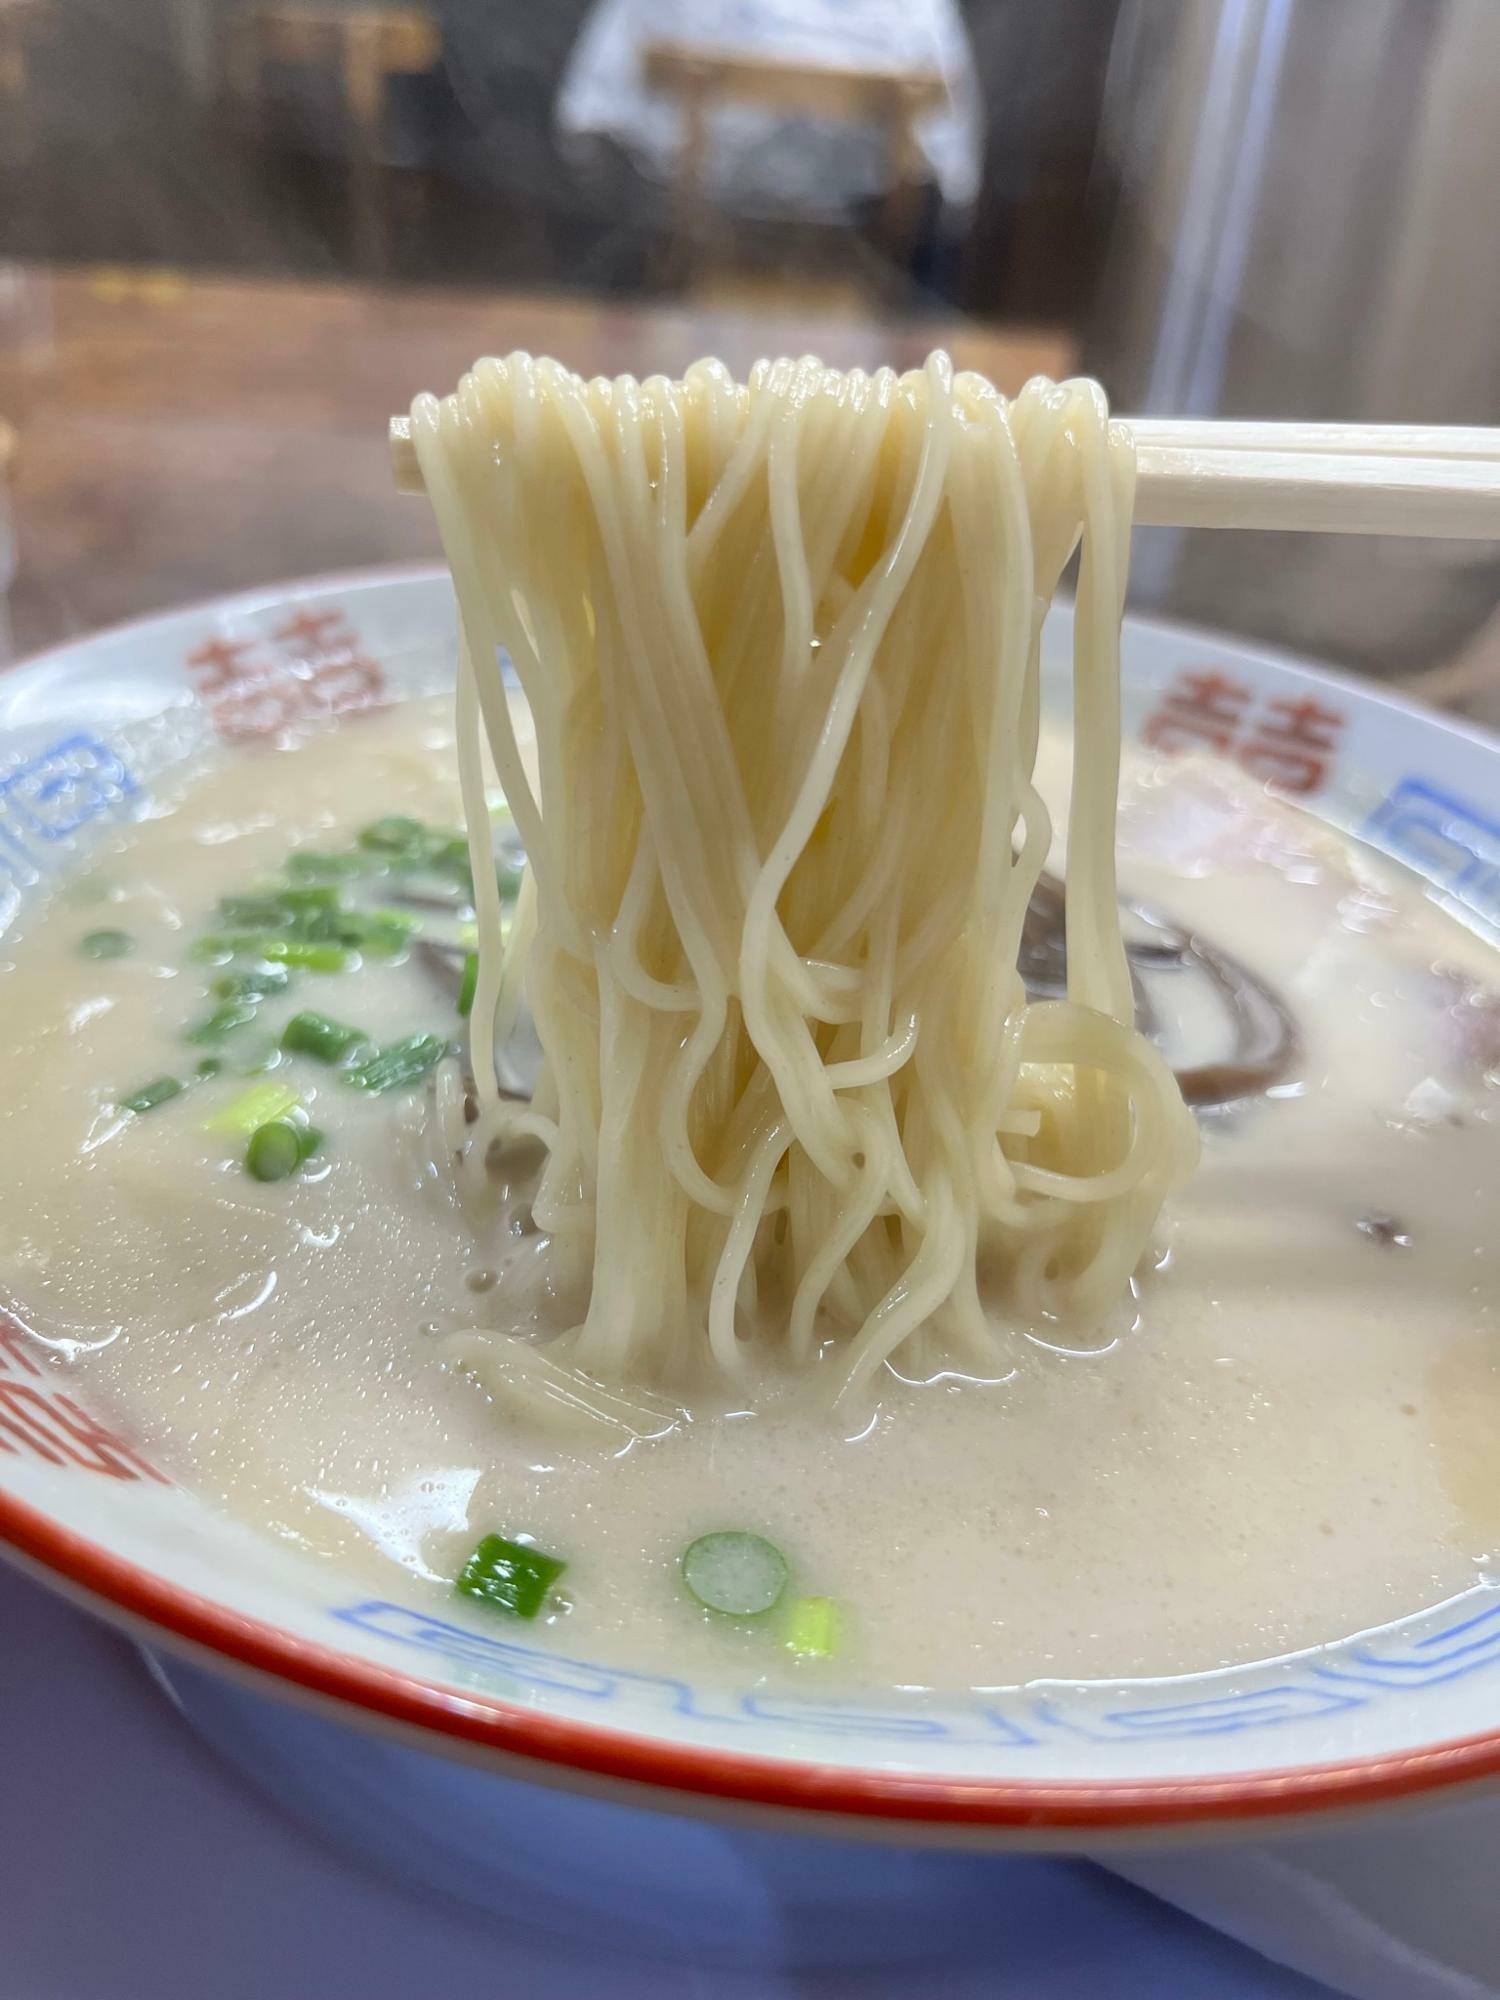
641;39;947;302
228;2;441;273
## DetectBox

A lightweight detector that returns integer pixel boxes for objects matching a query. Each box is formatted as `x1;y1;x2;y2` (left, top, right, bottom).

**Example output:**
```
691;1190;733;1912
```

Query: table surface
0;261;1073;659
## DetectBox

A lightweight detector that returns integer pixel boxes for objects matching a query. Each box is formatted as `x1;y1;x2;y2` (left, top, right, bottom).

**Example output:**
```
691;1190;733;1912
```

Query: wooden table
0;263;1072;658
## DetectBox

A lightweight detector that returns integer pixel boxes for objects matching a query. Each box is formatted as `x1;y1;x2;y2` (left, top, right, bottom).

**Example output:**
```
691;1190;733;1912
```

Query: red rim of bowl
5;566;1500;1833
8;1483;1500;1830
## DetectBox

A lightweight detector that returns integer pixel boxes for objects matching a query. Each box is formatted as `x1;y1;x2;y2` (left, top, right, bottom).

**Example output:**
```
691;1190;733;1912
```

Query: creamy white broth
2;695;1498;1692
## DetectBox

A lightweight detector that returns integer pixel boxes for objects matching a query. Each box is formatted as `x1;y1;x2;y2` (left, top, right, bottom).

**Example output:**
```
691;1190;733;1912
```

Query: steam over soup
2;696;1496;1693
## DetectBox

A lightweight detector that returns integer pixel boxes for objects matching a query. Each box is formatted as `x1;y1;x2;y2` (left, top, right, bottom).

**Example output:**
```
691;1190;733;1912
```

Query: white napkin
1105;1798;1500;2000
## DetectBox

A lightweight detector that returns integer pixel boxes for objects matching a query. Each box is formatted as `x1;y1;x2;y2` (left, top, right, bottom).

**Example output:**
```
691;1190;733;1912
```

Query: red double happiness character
1237;694;1344;796
1142;668;1254;757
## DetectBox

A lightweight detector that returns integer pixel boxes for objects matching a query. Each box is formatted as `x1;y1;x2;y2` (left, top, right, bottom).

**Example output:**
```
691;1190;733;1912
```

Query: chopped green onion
204;1078;302;1135
192;931;283;962
428;834;473;882
287;849;365;881
261;938;353;973
497;860;524;901
336;910;416;958
120;1076;184;1115
277;884;342;914
458;950;479;1018
455;1533;566;1619
344;1032;446;1094
186;1000;260;1043
245;1119;303;1183
784;1596;840;1659
195;1057;225;1078
296;1123;324;1162
213;964;291;1002
281;1011;369;1064
356;816;474;883
80;928;131;959
358;814;428;856
680;1532;788;1618
214;886;419;954
284;913;345;947
218;892;293;930
218;889;356;945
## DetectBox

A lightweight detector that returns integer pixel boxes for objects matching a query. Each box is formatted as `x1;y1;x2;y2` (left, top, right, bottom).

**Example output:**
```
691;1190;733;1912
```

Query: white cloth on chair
556;0;982;217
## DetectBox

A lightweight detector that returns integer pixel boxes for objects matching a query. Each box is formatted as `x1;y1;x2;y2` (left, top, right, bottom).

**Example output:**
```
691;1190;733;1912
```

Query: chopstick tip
390;415;423;494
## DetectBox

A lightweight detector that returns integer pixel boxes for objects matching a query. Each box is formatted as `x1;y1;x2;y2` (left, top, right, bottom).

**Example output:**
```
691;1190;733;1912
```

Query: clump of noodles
408;352;1200;1407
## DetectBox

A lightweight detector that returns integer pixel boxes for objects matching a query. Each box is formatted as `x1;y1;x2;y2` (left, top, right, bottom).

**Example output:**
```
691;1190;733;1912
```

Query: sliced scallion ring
80;928;131;959
680;1531;788;1617
245;1120;303;1183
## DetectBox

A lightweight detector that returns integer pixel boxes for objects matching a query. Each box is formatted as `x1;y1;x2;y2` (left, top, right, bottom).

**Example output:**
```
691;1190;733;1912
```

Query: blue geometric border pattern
1362;774;1500;929
333;1586;1500;1749
0;731;139;903
1313;1595;1500;1691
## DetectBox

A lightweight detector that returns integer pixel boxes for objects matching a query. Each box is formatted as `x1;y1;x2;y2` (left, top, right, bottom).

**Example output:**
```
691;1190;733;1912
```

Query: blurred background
0;0;1496;721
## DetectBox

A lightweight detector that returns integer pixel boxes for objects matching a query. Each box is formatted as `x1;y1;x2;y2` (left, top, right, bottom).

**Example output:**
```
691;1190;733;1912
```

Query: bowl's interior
4;565;1500;1831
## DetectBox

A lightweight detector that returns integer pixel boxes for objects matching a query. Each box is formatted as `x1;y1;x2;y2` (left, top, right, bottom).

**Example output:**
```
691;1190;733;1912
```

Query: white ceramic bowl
4;564;1500;1873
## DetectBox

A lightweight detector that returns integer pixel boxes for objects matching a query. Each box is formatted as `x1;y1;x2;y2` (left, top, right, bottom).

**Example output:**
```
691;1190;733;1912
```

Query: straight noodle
408;353;1200;1399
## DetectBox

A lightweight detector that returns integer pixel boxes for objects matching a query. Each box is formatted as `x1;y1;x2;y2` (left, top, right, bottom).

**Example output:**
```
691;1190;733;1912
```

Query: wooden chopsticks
389;413;1500;540
1131;420;1500;537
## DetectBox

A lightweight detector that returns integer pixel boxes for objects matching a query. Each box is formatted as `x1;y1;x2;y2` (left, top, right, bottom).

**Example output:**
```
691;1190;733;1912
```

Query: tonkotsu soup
2;694;1497;1694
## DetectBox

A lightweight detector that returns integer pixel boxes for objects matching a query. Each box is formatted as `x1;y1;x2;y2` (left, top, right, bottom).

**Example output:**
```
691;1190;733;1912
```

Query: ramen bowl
3;566;1500;1953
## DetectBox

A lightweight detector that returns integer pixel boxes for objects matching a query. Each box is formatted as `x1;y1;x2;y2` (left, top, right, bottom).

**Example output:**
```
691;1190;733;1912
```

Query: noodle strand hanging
408;353;1201;1396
